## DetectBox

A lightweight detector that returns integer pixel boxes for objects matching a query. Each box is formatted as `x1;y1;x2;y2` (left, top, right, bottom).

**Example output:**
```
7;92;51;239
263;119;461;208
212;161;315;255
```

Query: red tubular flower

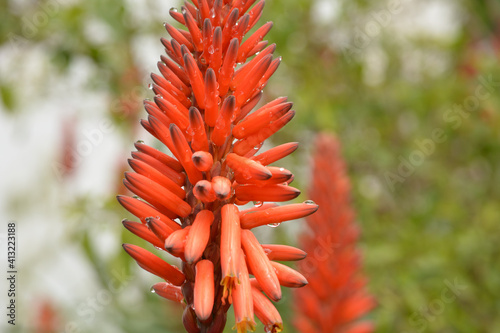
118;1;317;332
293;134;375;333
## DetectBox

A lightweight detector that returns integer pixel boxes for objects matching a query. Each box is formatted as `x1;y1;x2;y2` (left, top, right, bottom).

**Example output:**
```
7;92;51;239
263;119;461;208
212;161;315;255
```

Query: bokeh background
1;0;499;332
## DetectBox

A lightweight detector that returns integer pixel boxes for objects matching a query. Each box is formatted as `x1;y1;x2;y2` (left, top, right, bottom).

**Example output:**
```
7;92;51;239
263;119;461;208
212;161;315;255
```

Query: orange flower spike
235;184;300;202
204;68;219;127
182;7;203;52
241;229;281;302
116;195;181;230
169;124;203;184
226;153;272;181
122;220;165;249
122;244;185;286
125;172;192;218
209;27;223;73
251;142;298;166
240;202;318;229
251;287;283;333
218;38;239;96
194;260;215;321
152;282;184;303
183;52;206;109
234;54;273;107
185;210;215;263
154;96;190;131
233;102;292;139
192;151;214;172
212;176;232;200
270;261;308;288
237;21;273;63
261;244;307;262
189;107;209;152
220;204;242;303
232;250;256;333
193;180;217;203
165;226;191;258
134;141;183;172
211;95;236;146
131;151;185;185
233;111;296;156
146;217;174;247
128;159;185;199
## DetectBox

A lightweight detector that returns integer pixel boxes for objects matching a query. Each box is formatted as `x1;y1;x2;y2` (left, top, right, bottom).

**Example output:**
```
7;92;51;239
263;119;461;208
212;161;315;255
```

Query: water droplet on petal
253;201;263;207
170;7;178;13
136;140;145;144
133;195;140;199
267;223;280;228
303;200;316;205
150;286;156;293
279;168;285;172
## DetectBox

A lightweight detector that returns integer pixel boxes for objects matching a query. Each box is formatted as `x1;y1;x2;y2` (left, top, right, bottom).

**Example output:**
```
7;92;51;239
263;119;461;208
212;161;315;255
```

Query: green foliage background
1;0;499;332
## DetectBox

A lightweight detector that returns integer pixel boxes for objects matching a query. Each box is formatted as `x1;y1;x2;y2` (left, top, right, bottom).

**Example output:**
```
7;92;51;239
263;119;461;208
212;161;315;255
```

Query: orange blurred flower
293;134;375;333
118;1;317;332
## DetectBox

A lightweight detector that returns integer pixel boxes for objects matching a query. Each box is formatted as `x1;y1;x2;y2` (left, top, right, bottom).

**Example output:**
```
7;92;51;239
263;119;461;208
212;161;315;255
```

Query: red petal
122;244;185;285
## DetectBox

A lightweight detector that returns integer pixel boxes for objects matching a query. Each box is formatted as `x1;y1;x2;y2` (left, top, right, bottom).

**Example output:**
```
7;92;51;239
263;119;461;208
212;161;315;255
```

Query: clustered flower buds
293;134;375;333
119;1;318;332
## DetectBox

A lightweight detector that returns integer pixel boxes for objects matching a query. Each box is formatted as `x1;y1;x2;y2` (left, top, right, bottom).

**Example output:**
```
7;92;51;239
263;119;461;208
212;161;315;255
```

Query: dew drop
133;195;140;199
253;201;263;207
279;168;285;172
181;7;187;14
267;223;280;228
170;7;178;13
208;45;215;54
121;218;128;223
147;84;153;90
150;286;156;293
136;139;145;144
303;200;316;205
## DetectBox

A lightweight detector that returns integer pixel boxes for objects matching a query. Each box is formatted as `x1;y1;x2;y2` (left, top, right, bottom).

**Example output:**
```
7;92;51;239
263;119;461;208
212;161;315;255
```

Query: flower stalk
119;1;317;332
